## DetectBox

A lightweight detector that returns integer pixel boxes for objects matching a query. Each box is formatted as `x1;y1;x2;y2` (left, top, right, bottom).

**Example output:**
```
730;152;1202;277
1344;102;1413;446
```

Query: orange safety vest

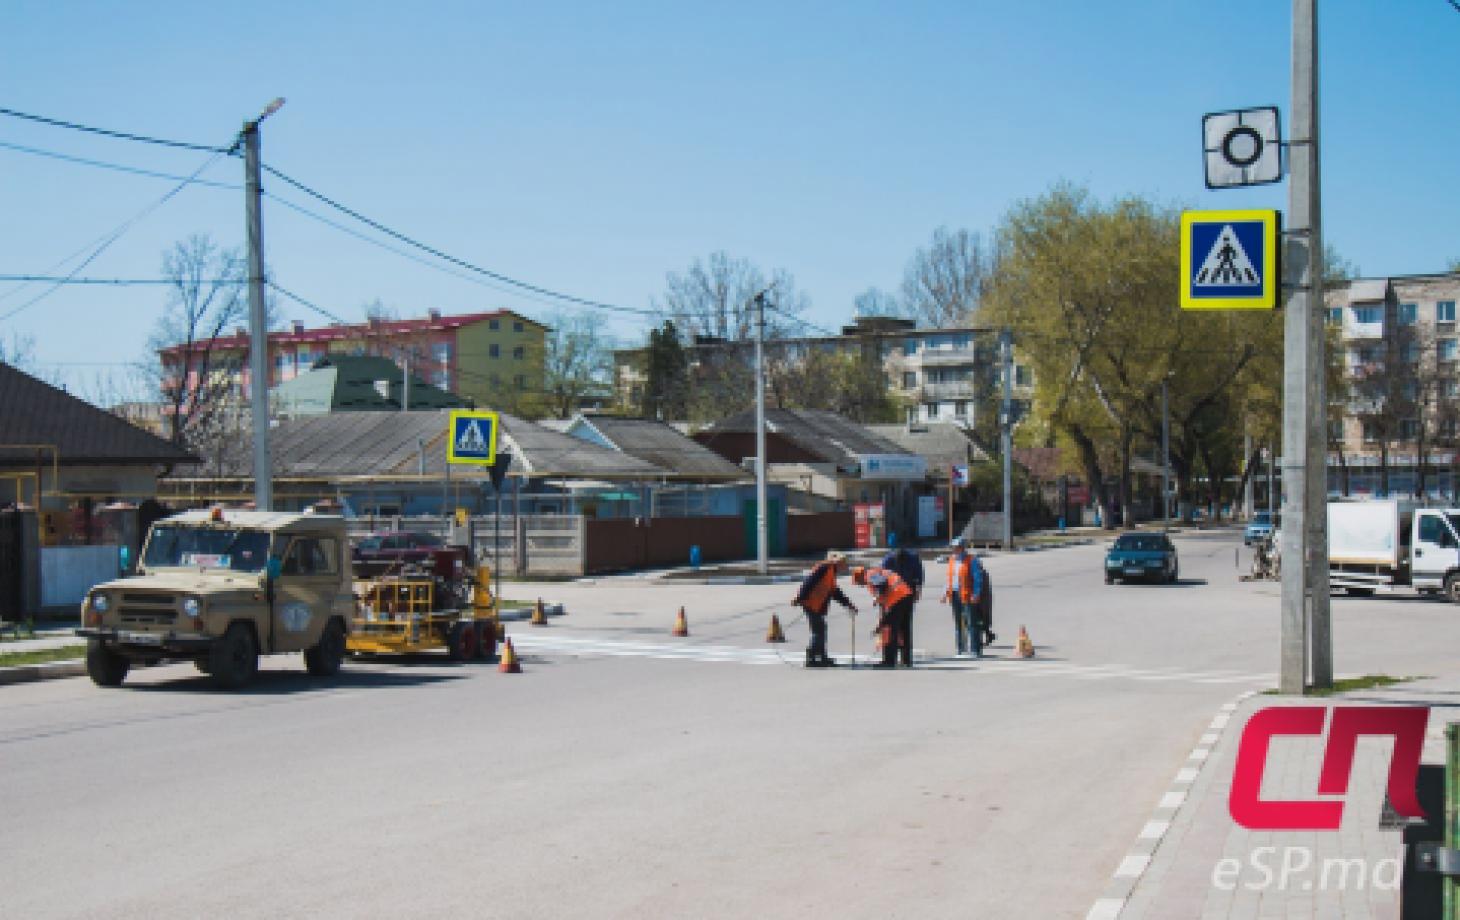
802;562;839;614
868;568;914;610
947;554;975;603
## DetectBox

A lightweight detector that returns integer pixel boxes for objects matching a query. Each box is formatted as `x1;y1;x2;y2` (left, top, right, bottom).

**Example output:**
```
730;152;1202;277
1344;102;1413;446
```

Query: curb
0;658;87;686
1085;689;1258;920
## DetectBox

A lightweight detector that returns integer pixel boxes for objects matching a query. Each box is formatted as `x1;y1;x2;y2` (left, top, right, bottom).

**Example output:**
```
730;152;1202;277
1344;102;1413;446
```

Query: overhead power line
0;106;231;154
0;138;237;188
260;163;656;318
0;275;237;286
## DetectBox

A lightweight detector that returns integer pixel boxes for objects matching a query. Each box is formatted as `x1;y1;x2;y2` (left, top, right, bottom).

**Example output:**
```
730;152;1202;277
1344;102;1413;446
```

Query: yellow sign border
446;410;500;466
1179;209;1280;310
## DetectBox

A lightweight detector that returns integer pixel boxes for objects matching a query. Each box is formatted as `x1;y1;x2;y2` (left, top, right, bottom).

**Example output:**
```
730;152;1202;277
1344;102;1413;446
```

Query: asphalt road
5;528;1458;919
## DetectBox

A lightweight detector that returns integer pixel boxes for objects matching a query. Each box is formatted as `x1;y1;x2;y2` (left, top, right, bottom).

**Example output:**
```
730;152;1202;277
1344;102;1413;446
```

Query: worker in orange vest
942;537;984;657
792;550;857;667
853;565;916;668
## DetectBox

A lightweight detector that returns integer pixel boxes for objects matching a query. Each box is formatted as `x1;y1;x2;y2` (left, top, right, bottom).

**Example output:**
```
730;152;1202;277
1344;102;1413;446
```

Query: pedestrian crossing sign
447;410;499;465
1179;209;1280;310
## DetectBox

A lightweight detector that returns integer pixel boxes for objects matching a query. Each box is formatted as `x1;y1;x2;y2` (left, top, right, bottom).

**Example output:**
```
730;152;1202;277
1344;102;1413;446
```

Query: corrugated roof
169;409;664;481
701;409;913;463
568;416;748;480
1347;279;1390;302
867;423;986;471
0;363;197;468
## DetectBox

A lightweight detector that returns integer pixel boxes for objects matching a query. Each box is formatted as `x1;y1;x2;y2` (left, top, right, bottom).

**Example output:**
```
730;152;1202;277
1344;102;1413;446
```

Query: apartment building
613;315;1031;427
1325;271;1460;496
158;308;547;420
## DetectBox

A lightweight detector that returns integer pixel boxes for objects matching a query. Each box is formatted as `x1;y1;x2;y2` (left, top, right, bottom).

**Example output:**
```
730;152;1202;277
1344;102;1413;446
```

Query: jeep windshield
142;526;273;572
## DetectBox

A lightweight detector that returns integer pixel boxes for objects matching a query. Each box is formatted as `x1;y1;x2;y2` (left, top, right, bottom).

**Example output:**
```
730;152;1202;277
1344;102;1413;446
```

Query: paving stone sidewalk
1097;678;1460;920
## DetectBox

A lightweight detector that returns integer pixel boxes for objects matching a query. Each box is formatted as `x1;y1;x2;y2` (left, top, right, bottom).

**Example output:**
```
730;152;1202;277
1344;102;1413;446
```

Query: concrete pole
243;114;272;512
1162;379;1171;532
1300;0;1332;690
1280;0;1328;693
754;293;768;574
1000;329;1013;550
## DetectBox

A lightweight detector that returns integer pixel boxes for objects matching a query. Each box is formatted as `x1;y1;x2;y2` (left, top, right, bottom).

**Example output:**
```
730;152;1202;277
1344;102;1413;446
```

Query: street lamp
1162;376;1171;532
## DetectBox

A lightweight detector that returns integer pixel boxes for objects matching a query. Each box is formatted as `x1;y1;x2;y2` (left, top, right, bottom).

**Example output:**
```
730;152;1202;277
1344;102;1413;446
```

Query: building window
512;345;525;360
514;374;527;390
489;319;500;330
1015;365;1032;387
433;342;451;365
1362;421;1380;442
903;338;917;357
1446;380;1460;400
1327;419;1344;441
954;400;968;417
489;344;500;358
1440;339;1458;362
1353;306;1381;325
923;401;940;419
431;370;449;389
1399;303;1418;325
1441;301;1458;324
1327;307;1343;325
1401;343;1419;364
1401;419;1420;441
513;321;524;332
902;371;917;389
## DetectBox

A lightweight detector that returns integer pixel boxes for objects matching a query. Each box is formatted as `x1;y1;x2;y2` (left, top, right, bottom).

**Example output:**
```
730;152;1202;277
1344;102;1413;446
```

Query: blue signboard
1179;209;1280;310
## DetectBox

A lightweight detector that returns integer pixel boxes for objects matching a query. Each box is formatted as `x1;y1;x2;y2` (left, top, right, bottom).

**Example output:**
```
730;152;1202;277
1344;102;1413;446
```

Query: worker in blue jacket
880;542;923;666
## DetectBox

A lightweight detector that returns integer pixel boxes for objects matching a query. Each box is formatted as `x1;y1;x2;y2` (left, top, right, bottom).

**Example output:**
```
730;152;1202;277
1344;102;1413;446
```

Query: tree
768;343;903;423
852;287;904;318
639;320;689;420
540;310;613;419
148;234;250;449
900;227;988;328
655;252;809;342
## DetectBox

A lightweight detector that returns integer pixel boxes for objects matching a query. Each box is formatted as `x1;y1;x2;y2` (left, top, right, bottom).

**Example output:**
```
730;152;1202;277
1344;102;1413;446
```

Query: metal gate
0;510;23;620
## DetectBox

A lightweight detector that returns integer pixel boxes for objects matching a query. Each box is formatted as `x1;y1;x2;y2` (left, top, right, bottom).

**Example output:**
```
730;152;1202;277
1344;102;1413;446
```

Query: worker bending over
853;565;916;668
792;550;857;668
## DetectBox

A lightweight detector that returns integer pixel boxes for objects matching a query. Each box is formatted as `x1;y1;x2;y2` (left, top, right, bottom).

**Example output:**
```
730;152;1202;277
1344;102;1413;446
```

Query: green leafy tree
640;320;689;420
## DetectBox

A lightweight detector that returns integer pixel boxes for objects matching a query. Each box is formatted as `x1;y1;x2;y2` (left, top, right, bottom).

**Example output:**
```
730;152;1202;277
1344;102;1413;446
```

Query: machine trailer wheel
474;621;497;661
304;620;346;677
1446;574;1460;605
447;621;478;661
86;639;129;687
210;623;259;689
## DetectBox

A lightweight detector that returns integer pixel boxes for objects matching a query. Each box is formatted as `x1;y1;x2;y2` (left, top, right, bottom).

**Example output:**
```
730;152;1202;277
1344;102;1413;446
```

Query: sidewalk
1091;677;1460;920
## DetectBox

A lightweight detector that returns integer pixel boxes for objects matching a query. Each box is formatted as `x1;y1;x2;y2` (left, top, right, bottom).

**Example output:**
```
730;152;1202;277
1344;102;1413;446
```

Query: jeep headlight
182;597;202;618
90;593;110;613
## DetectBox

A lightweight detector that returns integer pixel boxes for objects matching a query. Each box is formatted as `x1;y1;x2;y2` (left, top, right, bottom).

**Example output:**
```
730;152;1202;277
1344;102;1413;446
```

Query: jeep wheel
86;639;129;687
210;623;258;689
1446;574;1460;605
447;620;478;661
304;620;346;677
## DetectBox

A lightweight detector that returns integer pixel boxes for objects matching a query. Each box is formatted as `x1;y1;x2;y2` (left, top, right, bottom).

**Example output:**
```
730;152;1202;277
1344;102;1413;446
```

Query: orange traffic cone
1015;626;1035;659
672;606;689;637
530;597;548;626
498;637;523;673
765;614;786;643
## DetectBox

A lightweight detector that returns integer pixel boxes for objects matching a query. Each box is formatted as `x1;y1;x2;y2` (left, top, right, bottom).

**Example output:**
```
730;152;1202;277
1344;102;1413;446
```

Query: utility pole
1162;379;1171;532
1280;0;1330;693
1000;329;1013;551
1244;427;1254;520
242;98;283;512
402;350;411;411
754;291;769;575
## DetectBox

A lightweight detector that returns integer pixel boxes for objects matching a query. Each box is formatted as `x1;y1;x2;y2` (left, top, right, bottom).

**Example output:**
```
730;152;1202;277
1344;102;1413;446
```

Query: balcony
919;381;978;401
914;348;978;367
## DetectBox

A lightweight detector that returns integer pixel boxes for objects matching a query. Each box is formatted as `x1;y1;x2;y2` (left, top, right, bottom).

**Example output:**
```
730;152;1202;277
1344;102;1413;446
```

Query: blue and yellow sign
446;410;499;466
1179;209;1280;310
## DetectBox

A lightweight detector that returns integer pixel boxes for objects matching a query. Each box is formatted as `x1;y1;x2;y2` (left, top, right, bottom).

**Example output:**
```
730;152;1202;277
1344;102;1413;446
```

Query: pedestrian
881;541;923;663
941;537;983;658
792;550;857;668
974;553;995;648
852;565;916;668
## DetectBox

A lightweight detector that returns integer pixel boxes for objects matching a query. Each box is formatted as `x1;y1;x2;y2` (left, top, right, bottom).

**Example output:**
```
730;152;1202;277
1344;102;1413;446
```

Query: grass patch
0;645;86;667
1263;674;1421;696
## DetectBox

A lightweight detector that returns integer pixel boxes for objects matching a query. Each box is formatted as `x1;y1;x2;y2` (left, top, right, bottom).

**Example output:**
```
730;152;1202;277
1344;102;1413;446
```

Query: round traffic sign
1221;125;1264;169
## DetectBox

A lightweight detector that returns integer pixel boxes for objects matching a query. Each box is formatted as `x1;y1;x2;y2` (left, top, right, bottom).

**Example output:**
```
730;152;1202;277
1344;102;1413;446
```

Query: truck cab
1411;508;1460;598
76;508;354;688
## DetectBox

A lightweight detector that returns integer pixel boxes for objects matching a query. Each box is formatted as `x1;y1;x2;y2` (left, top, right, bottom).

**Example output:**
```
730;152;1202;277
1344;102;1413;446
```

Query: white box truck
1328;499;1460;600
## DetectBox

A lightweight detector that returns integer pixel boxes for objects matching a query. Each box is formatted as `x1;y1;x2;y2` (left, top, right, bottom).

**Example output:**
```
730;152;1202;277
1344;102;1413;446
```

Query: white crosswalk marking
506;633;1274;686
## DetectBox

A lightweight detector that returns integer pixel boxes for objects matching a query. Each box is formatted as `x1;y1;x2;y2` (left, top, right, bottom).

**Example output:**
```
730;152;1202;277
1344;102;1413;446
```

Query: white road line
1086;899;1125;920
1114;852;1151;878
1138;820;1171;840
1159;791;1186;809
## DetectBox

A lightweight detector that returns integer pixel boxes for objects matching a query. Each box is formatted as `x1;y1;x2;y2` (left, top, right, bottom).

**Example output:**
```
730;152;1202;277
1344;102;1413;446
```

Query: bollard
1057;517;1065;533
690;545;701;569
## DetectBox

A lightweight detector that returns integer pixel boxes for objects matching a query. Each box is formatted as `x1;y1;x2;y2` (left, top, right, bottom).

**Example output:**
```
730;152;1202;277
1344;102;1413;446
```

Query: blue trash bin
689;545;701;569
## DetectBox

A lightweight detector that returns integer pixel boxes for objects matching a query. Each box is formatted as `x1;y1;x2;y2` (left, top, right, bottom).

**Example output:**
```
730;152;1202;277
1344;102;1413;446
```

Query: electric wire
0;148;229;322
0;106;230;154
0;275;238;286
260;163;656;318
0;139;238;189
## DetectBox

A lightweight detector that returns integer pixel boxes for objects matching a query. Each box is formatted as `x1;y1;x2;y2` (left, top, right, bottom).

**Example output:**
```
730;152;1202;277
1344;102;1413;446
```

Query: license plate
1124;568;1144;576
119;631;163;646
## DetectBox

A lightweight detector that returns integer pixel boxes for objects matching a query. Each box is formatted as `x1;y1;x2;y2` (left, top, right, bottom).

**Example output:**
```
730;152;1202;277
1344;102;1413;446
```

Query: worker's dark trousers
806;611;828;662
881;598;915;667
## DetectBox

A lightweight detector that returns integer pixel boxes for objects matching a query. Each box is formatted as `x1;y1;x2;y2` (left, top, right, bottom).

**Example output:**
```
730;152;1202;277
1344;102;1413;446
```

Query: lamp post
1162;378;1171;532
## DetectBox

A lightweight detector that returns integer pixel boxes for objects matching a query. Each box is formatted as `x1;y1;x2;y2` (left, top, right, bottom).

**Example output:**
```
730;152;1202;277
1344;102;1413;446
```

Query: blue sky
2;0;1457;396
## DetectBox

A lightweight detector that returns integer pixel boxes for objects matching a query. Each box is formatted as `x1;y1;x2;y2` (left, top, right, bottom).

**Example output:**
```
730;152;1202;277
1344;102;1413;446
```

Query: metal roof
564;415;748;480
700;409;914;463
866;423;986;471
0;362;197;469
